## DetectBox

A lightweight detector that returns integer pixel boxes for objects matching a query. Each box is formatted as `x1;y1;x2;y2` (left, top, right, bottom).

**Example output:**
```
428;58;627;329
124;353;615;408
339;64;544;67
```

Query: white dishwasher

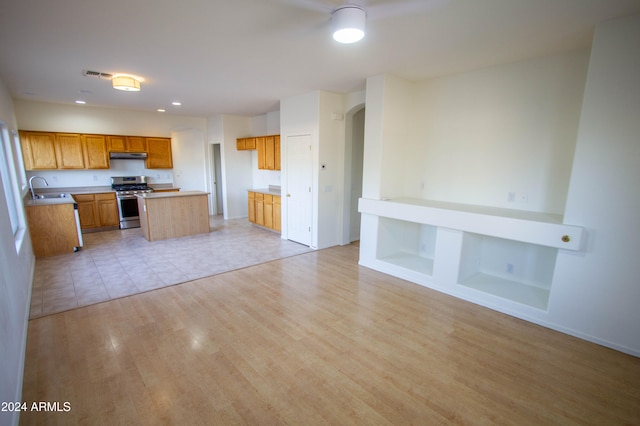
73;202;83;251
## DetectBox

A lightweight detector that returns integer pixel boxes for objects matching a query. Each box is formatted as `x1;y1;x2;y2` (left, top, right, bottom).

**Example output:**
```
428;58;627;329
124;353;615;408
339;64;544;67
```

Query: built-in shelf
459;273;550;310
359;197;585;251
458;233;557;310
358;197;583;312
377;217;436;277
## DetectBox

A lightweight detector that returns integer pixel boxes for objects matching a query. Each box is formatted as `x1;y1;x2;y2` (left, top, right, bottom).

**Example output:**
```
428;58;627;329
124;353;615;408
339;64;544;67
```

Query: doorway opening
342;105;365;244
210;143;224;216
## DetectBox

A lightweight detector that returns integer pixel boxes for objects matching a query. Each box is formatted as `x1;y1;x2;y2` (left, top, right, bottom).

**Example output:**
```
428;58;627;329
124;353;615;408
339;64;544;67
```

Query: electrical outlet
507;192;515;202
519;192;528;203
506;263;514;274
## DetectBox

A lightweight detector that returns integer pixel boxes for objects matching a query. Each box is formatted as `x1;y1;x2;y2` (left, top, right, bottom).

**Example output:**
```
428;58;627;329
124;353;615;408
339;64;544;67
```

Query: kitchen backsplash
25;159;174;188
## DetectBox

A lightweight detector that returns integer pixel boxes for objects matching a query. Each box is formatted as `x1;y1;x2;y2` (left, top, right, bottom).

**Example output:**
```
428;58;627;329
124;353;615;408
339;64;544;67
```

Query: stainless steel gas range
111;176;154;229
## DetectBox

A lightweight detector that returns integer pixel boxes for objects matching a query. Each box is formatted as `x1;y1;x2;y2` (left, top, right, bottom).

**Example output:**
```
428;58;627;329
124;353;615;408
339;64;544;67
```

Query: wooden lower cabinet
274;195;281;232
248;191;280;232
25;203;79;257
248;191;256;222
73;192;119;230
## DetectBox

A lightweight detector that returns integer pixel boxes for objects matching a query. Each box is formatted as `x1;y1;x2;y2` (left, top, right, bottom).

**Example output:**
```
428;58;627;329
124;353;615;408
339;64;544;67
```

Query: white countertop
136;190;209;199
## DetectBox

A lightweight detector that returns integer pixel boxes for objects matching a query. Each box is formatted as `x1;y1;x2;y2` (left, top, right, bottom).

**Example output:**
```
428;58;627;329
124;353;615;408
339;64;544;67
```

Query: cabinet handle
561;235;571;243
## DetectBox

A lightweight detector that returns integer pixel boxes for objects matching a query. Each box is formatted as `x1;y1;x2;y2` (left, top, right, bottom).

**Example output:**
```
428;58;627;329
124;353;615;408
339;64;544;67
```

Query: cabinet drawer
95;192;116;201
73;194;95;202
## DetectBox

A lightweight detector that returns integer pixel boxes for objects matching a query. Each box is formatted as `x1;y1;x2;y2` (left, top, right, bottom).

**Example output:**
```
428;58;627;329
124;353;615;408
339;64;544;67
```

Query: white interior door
286;134;312;246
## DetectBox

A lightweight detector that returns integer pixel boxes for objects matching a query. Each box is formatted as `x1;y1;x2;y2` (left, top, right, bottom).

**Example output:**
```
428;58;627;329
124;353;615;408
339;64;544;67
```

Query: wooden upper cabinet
146;137;173;169
107;135;127;152
244;137;256;150
127;136;146;152
274;135;281;171
257;135;281;171
256;137;266;169
83;134;109;169
107;135;147;152
20;130;173;170
55;133;85;169
264;136;276;170
237;137;257;151
20;131;58;170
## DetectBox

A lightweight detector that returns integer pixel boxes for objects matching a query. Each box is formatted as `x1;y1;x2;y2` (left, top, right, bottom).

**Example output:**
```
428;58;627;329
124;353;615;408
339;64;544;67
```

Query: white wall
359;17;640;355
171;128;207;191
412;50;589;214
317;91;346;249
549;14;640;355
250;110;281;190
280;91;319;244
213;114;252;219
280;90;347;249
0;79;34;426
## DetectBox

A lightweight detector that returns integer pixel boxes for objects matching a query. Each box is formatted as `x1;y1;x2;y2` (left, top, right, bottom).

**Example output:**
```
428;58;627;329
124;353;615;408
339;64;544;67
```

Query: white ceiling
1;0;639;117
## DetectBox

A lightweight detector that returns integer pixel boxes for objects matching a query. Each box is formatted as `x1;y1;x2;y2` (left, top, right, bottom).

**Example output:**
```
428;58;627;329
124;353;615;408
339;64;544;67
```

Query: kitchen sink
35;193;71;199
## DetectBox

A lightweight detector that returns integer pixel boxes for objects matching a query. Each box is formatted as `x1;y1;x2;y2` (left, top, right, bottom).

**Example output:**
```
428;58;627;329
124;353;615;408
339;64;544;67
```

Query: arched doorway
342;105;365;244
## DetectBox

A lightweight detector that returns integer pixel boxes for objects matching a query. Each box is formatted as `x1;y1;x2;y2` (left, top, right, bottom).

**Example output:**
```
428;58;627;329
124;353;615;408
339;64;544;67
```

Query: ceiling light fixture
172;101;181;106
332;5;366;44
75;100;86;104
112;75;141;92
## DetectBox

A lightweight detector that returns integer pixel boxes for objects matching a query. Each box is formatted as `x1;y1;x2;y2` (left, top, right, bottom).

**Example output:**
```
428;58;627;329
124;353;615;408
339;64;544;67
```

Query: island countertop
137;190;210;241
136;190;209;199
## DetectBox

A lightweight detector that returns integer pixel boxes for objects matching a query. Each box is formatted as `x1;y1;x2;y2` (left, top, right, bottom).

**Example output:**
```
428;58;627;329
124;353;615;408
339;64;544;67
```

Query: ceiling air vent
82;69;113;79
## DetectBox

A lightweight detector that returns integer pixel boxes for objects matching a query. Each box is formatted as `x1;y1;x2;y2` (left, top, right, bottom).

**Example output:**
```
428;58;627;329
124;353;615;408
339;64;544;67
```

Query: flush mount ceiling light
112;75;141;91
331;5;366;44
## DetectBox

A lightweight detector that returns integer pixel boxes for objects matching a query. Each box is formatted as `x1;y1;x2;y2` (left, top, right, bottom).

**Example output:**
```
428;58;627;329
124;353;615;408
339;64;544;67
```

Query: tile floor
29;216;312;318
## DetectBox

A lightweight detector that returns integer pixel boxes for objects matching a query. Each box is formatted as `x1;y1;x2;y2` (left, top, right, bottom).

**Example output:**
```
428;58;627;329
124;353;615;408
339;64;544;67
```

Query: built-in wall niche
458;233;557;310
377;217;437;276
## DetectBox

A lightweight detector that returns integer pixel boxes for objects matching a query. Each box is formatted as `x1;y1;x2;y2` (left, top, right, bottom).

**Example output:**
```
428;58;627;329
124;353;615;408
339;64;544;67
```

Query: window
0;122;26;252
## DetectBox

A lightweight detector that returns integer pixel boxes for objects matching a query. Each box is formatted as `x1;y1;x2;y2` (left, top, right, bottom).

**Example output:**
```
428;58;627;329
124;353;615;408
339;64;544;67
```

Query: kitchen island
137;191;210;242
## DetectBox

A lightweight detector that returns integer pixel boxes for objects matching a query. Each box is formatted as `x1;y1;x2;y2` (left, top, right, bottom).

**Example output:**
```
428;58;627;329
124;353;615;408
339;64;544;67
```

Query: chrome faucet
29;176;48;199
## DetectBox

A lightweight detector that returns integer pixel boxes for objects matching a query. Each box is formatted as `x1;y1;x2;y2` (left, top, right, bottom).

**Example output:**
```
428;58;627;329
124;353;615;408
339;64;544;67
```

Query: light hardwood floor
21;244;640;425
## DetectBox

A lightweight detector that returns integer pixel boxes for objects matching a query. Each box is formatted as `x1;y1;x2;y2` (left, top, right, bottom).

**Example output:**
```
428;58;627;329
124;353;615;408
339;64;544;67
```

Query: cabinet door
274;195;281;231
73;194;99;229
83;135;110;169
256;137;266;169
21;131;58;170
245;137;256;150
264;194;274;229
255;193;265;225
127;136;146;152
146;138;173;168
55;133;85;169
274;135;281;171
107;135;127;152
237;138;246;150
248;192;256;223
95;193;119;226
264;136;276;170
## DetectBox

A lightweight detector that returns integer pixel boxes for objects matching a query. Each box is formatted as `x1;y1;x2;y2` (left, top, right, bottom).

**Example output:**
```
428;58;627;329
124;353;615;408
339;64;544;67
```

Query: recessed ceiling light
157;109;166;112
75;100;86;104
172;101;181;106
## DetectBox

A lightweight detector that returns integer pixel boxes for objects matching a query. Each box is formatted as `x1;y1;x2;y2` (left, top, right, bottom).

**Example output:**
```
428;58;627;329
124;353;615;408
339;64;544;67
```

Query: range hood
110;152;148;160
